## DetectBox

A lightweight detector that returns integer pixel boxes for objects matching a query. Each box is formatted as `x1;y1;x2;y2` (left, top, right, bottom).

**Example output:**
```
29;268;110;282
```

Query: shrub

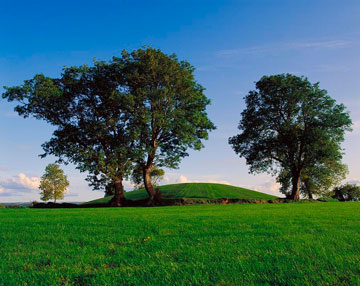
317;196;339;202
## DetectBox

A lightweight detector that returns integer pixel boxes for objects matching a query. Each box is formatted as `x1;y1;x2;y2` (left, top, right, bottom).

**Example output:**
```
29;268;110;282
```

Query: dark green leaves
229;74;352;199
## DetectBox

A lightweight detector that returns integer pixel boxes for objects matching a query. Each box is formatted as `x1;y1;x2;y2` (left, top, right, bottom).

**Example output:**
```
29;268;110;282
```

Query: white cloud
178;175;190;183
241;180;281;196
162;173;231;185
16;173;40;190
0;173;41;196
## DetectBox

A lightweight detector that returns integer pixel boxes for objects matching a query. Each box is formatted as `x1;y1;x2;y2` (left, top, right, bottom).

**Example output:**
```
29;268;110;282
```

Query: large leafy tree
229;74;352;201
2;61;140;206
3;47;215;205
39;163;69;203
114;47;216;201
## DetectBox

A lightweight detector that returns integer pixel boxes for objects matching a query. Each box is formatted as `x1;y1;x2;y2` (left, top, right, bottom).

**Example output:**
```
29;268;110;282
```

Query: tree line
2;47;354;204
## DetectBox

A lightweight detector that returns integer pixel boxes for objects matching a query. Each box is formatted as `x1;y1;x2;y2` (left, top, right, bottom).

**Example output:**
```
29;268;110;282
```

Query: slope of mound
83;183;277;204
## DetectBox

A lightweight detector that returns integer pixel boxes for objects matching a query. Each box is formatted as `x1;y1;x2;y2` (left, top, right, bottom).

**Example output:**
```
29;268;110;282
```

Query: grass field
0;202;359;285
84;183;277;204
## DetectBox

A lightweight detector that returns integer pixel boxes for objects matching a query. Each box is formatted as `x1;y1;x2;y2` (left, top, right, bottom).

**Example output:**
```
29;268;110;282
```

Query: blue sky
1;0;359;202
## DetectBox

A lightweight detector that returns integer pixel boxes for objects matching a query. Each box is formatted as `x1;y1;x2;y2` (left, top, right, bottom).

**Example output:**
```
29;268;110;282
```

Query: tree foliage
2;47;215;205
110;47;215;201
3;61;140;206
39;164;69;203
332;183;360;201
229;74;352;200
278;159;348;199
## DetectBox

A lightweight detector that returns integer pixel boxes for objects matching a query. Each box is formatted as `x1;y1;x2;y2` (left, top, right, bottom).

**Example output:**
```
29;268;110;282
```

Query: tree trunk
289;170;301;201
110;179;125;207
143;166;157;202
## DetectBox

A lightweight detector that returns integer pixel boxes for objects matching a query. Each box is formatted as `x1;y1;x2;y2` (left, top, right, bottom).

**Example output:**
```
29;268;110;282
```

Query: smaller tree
131;165;165;190
332;183;360;201
39;164;69;203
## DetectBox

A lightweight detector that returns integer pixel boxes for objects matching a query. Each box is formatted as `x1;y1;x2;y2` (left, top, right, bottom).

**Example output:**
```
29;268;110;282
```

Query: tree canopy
111;47;215;201
229;74;352;200
2;47;215;205
39;163;69;203
3;60;141;206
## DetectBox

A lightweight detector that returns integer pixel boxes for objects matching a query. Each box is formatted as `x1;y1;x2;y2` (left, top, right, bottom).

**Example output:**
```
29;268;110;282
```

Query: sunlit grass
0;202;359;285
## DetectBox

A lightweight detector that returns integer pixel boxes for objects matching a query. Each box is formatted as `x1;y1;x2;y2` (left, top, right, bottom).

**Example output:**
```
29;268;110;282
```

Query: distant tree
39;163;69;203
229;74;352;201
332;183;360;201
2;61;141;207
117;47;215;201
131;165;165;190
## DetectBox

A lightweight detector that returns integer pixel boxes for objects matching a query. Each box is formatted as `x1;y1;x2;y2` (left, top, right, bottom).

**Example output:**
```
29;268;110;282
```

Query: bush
29;201;39;208
5;204;25;208
317;196;339;202
0;203;5;208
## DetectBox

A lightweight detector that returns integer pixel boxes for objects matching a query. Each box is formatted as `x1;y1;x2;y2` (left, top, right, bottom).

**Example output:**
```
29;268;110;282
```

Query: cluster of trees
2;48;356;204
2;47;215;206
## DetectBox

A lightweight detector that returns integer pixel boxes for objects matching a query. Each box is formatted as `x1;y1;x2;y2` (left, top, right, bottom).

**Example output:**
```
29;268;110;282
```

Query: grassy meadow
0;202;359;285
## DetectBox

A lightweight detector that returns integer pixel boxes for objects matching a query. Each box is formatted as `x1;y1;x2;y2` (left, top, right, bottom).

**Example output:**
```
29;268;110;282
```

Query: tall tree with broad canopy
39;163;69;203
113;47;216;201
2;47;215;205
229;74;352;201
2;61;141;206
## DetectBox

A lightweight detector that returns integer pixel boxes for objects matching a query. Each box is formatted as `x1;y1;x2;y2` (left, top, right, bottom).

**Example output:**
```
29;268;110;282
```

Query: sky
1;0;359;202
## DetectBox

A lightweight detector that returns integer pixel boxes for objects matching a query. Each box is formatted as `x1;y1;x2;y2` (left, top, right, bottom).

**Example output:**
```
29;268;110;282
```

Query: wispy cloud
286;40;350;49
217;39;351;57
348;179;360;185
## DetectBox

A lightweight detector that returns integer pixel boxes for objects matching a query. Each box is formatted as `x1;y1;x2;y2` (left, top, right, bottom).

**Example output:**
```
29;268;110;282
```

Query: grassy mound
84;182;277;204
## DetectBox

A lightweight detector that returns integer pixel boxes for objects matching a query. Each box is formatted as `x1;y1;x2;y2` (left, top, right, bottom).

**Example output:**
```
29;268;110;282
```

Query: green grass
0;203;359;285
84;182;277;204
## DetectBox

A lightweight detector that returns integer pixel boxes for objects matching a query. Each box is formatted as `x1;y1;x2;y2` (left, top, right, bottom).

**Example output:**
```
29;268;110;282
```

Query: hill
84;183;277;204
